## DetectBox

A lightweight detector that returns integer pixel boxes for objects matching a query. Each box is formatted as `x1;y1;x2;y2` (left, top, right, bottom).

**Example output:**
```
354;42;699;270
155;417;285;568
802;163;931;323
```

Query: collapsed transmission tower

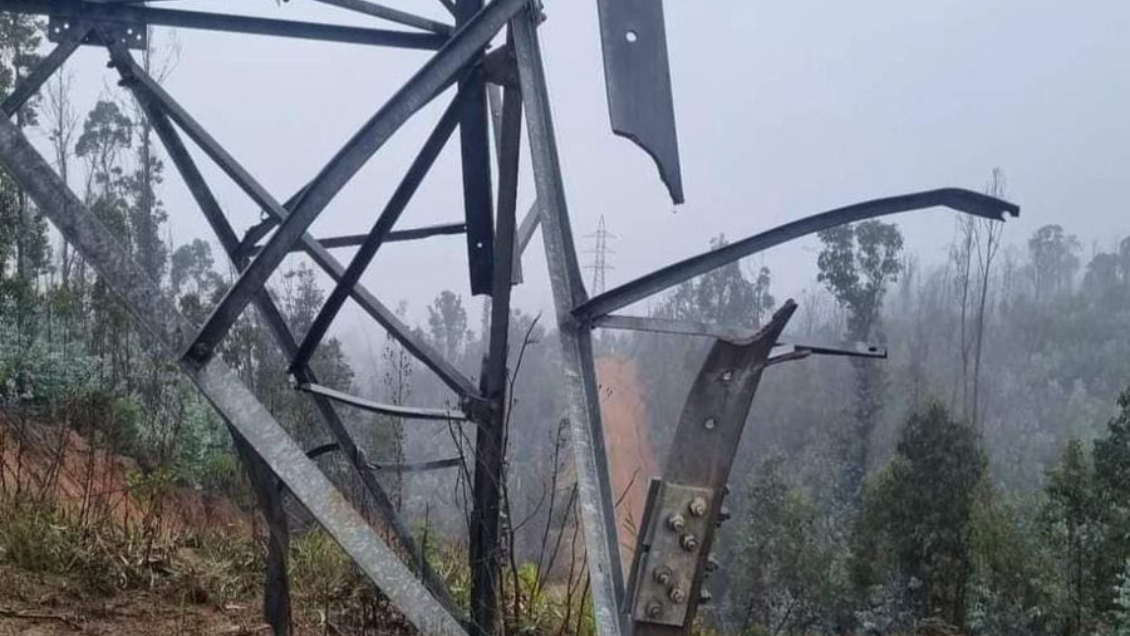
0;1;1020;635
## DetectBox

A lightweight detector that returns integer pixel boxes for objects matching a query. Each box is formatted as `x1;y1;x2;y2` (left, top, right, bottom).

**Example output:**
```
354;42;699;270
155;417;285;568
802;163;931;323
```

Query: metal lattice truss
0;1;1020;635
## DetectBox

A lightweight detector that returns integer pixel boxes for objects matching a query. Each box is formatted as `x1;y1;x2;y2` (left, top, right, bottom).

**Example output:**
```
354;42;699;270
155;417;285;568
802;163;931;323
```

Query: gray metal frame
0;1;1020;635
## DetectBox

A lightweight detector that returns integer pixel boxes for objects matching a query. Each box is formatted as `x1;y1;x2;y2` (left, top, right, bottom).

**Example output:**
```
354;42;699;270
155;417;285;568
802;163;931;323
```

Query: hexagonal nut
669;587;686;603
646;601;664;618
653;567;673;587
688;496;708;517
680;533;698;552
667;513;686;532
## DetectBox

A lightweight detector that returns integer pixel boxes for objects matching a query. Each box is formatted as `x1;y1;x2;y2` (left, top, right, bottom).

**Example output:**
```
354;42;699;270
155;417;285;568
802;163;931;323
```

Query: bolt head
654;568;672;586
669;587;686;603
191;342;210;360
646;601;663;618
680;533;698;552
688;496;708;517
667;513;685;532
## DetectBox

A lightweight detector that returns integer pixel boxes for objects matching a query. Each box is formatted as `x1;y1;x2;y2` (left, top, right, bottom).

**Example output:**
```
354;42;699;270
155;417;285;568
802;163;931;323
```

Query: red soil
0;417;250;538
595;356;659;569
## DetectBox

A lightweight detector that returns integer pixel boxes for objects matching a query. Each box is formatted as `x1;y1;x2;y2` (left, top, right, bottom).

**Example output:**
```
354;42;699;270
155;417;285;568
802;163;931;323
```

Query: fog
41;0;1130;342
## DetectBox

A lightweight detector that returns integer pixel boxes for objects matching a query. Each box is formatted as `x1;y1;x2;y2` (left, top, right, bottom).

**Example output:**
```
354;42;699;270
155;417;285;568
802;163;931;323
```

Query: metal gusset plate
628;301;797;634
49;15;147;50
595;0;684;203
631;481;715;627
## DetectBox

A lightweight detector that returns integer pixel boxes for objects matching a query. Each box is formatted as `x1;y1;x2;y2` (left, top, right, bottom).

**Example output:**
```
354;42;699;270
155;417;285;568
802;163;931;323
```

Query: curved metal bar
573;188;1020;323
306;443;461;472
298;382;469;422
594;314;887;358
368;458;463;473
306;442;341;460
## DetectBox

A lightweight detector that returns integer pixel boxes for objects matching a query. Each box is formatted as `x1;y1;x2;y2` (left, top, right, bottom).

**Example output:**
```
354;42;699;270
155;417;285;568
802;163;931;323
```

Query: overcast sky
43;0;1130;346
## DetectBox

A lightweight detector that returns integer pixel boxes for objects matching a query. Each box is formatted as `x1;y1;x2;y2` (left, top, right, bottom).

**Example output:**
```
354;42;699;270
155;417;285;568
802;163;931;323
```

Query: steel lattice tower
0;1;1021;634
585;215;615;294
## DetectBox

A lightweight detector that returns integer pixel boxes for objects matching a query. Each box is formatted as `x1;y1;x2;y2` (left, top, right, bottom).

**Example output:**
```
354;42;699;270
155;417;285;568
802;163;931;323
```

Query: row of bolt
646;489;733;618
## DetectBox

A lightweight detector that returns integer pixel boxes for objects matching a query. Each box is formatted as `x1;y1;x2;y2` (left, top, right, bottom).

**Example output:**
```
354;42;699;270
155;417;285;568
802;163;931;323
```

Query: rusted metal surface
629;302;797;635
630;481;716;627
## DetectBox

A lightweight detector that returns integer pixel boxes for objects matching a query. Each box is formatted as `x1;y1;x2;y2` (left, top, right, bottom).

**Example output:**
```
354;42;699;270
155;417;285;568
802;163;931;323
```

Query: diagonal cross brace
1;36;85;118
107;43;479;398
107;58;462;613
180;0;528;368
0;112;469;636
290;89;469;374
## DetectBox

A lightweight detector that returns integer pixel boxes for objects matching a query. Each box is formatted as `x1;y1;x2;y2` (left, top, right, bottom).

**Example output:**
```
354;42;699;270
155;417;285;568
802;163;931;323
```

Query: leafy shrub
0;318;98;406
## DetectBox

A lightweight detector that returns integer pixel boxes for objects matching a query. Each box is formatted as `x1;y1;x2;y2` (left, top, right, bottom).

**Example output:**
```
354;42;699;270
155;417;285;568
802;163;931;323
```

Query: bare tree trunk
951;217;975;418
970;169;1006;428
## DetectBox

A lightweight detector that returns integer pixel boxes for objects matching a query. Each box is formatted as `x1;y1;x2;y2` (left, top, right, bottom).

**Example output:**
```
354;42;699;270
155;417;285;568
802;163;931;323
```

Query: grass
0;493;611;635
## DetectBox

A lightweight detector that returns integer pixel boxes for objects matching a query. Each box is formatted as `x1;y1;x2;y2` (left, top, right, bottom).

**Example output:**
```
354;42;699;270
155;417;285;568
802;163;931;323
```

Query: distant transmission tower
584;215;616;294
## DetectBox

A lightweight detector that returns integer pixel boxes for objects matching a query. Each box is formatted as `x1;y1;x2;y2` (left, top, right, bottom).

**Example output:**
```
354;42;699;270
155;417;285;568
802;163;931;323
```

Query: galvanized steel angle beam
512;9;626;636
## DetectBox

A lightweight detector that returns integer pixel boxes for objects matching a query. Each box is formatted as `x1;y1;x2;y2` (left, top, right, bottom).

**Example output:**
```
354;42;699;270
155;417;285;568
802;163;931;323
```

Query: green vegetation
3;10;1130;636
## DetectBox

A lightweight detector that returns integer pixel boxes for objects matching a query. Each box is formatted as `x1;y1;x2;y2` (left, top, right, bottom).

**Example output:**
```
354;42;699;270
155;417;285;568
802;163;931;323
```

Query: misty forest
0;7;1129;636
